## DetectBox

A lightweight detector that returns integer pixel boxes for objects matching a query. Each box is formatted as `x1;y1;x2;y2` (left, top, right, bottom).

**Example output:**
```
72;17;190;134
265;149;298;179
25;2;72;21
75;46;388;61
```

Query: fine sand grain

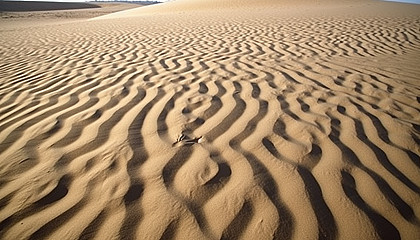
0;0;419;239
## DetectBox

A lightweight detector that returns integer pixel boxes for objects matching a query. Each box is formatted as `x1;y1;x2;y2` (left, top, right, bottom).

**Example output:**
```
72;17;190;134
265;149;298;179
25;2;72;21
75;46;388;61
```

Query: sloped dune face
94;0;369;19
0;0;420;239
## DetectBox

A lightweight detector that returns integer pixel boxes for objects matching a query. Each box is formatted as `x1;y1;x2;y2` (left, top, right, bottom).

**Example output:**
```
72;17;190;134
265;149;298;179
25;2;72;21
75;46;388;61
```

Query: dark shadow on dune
411;132;420;146
273;118;290;141
206;81;246;143
0;175;70;237
277;95;299;121
30;189;88;240
0;194;12;213
301;143;322;170
341;171;401;240
161;147;222;232
185;78;294;238
205;162;231;185
162;146;194;187
80;210;107;240
35;175;71;206
160;219;179;240
124;183;144;205
280;72;299;84
119;180;145;240
262;137;282;159
32;171;119;240
221;201;253;240
202;93;224;119
229;88;293;239
198;82;209;94
184;80;225;133
297;167;337;240
262;137;336;240
0;195;13;236
251;82;261;98
352;117;420;196
349;100;391;144
54;86;146;168
406;150;420;169
328;115;416;223
337;104;420;196
157;89;184;137
297;98;310;112
120;87;165;239
45;119;62;136
243;152;293;240
0;79;98;155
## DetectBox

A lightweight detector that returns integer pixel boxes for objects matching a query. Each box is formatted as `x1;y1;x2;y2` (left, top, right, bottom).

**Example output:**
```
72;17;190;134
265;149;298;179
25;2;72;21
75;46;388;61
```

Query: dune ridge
0;1;100;12
0;0;420;239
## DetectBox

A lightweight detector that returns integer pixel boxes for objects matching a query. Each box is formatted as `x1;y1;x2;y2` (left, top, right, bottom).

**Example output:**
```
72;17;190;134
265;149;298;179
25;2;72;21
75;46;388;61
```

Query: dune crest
1;0;420;239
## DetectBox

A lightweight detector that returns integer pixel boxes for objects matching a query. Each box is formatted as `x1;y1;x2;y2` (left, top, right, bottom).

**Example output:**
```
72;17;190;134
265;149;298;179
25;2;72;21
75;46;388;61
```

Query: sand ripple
0;1;420;239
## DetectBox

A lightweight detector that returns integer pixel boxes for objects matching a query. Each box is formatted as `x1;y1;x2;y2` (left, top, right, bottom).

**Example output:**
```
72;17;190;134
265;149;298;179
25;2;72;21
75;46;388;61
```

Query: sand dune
0;1;100;12
0;2;142;23
0;0;420;239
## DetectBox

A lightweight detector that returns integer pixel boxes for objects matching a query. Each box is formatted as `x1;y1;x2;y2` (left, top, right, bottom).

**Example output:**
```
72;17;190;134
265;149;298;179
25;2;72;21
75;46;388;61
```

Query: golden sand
0;0;419;239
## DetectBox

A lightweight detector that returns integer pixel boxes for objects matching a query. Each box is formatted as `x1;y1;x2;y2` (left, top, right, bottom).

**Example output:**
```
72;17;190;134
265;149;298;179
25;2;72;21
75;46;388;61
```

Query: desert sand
0;0;419;239
0;1;141;28
0;1;101;12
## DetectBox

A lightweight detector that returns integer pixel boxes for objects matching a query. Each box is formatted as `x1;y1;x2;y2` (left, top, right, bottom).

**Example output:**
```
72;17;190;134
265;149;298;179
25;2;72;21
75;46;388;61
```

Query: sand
0;0;419;239
0;2;142;29
0;1;101;12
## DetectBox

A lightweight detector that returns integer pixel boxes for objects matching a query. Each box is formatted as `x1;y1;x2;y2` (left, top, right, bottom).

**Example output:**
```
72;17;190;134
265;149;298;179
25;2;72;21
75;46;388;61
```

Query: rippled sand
0;0;419;239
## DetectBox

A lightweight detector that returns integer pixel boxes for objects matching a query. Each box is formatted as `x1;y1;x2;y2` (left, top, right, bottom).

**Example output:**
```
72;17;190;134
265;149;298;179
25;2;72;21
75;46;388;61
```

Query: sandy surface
0;0;420;239
0;2;142;29
0;1;101;12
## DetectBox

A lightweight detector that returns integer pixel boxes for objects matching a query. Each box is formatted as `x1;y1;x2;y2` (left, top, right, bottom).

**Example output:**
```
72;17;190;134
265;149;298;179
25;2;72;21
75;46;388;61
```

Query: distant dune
0;0;419;239
0;2;142;22
0;1;101;12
